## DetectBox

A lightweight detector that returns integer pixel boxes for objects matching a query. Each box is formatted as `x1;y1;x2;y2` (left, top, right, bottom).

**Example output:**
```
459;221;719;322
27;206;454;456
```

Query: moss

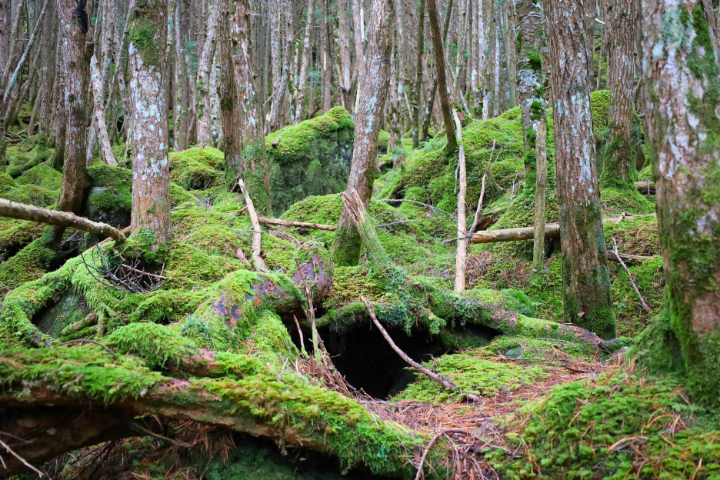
169;147;225;190
0;227;57;295
128;0;163;67
0;218;45;260
105;322;198;369
2;183;58;207
14;164;62;191
491;369;720;479
266;107;355;215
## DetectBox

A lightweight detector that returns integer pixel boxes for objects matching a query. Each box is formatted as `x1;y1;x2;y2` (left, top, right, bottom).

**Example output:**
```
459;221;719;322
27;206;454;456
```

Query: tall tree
229;0;272;213
174;0;190;151
332;0;394;266
196;0;221;147
338;0;353;111
599;0;635;192
55;0;92;218
411;0;425;148
294;0;316;122
637;0;720;406
546;0;615;339
128;0;172;243
516;0;547;152
426;0;457;152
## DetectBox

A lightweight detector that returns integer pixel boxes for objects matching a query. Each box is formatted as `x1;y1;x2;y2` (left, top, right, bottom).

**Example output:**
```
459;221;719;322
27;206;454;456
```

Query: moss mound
169;146;225;190
266;107;355;215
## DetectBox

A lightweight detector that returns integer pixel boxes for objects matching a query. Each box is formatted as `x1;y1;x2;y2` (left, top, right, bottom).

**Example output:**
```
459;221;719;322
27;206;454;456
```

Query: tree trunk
89;55;116;166
453;110;467;291
503;0;517;108
338;0;353;113
128;0;172;243
269;0;294;130
411;0;425;148
51;82;66;171
638;0;720;407
55;0;92;217
516;0;547;152
294;0;316;122
546;0;615;339
229;0;272;214
174;0;189;151
332;0;394;266
196;0;220;147
599;0;635;191
426;0;457;153
321;0;333;113
531;121;548;281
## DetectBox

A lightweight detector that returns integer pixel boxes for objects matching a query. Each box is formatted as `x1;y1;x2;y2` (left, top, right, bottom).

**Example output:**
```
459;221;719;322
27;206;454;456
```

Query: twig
54;339;116;358
237;179;269;273
293;315;307;357
258;217;336;231
0;438;45;478
612;237;651;313
361;295;481;403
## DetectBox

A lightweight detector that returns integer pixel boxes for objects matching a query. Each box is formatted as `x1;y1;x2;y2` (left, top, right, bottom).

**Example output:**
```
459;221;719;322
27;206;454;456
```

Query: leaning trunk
332;0;394;266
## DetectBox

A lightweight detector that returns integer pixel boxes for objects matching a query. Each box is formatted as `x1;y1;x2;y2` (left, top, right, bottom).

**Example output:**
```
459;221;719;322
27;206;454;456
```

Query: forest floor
1;101;719;479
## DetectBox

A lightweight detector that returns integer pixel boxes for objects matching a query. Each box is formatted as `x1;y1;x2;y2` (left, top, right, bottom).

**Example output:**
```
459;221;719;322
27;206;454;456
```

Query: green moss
169;147;225;189
14;164;62;191
491;369;719;479
128;1;163;67
105;322;198;369
0;227;56;295
266;107;355;215
2;183;58;207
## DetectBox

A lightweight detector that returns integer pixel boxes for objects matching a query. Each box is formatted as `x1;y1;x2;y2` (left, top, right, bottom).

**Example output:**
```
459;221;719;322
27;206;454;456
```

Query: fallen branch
612;237;652;312
471;214;657;244
362;295;482;403
0;199;127;242
376;199;457;220
0;438;45;478
635;181;655;195
237;179;269;273
258;217;336;231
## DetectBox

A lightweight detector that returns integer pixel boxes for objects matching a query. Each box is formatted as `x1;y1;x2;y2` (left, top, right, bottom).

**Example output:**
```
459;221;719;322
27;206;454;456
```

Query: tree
228;0;272;214
637;0;720;406
128;0;172;243
332;0;394;266
294;0;316;122
598;0;635;192
55;0;93;218
546;0;615;339
426;0;457;153
195;0;221;147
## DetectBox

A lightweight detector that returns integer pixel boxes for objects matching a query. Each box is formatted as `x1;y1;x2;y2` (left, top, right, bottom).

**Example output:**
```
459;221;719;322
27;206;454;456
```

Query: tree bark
55;0;92;217
546;0;615;339
411;0;425;148
195;0;220;147
332;0;394;266
426;0;457;153
453;109;467;291
599;0;635;191
531;121;548;279
338;0;354;113
128;0;172;243
173;0;189;151
229;0;272;214
638;0;720;406
269;0;294;130
89;55;116;166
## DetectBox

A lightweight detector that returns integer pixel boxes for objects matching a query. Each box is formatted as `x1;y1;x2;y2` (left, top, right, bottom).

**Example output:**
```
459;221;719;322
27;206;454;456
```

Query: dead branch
0;199;127;242
635;181;655;195
375;199;457;220
362;295;482;403
0;438;45;478
258;217;337;231
54;339;117;358
79;248;165;294
237;179;269;273
612;237;652;312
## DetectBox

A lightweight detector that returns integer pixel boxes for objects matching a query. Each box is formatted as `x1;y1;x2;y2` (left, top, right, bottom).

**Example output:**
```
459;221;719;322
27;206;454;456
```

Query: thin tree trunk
599;0;635;191
128;0;172;243
411;0;425;148
196;0;221;147
421;0;452;140
89;56;116;166
546;0;615;339
453;109;467;291
504;0;517;108
638;0;720;406
55;0;92;218
174;0;189;151
269;0;295;130
294;0;316;122
426;0;457;152
531;121;548;281
338;0;353;113
596;0;605;90
332;0;394;266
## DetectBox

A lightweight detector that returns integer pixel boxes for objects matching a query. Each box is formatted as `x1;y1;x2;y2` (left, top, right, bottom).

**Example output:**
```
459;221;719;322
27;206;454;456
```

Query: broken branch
237;179;269;273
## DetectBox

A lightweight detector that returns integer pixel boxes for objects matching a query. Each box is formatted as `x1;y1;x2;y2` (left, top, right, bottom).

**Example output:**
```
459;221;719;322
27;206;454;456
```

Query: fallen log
258;216;337;231
471;214;656;244
0;198;127;243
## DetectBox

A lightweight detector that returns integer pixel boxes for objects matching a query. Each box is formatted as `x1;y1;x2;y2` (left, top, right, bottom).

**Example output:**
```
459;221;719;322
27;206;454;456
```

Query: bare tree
128;0;172;243
294;0;316;122
546;0;615;339
332;0;394;266
196;0;221;147
426;0;457;152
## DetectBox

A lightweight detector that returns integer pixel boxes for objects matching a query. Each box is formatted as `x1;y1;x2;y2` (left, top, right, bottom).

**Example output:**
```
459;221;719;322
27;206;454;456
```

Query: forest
0;0;718;478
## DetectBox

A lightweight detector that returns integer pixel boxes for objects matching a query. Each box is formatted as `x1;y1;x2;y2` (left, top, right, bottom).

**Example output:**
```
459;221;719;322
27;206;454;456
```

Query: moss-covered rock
266;107;355;215
169;146;225;190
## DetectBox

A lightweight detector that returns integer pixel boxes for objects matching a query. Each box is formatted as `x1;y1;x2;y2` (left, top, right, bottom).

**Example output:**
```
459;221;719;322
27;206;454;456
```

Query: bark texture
638;0;720;407
426;0;457;152
332;0;394;266
128;0;172;243
195;0;221;147
599;0;635;190
546;0;615;339
55;0;92;216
